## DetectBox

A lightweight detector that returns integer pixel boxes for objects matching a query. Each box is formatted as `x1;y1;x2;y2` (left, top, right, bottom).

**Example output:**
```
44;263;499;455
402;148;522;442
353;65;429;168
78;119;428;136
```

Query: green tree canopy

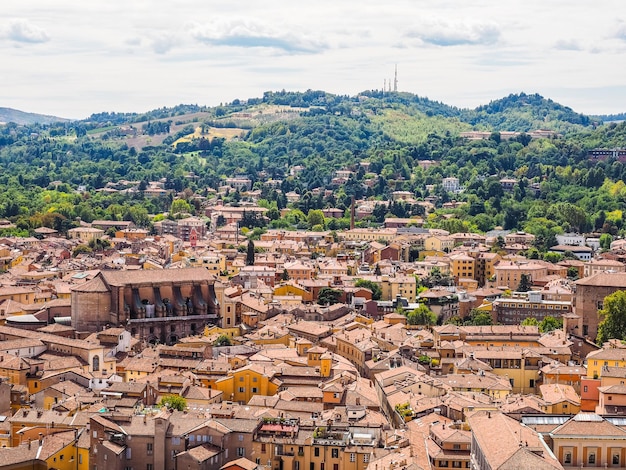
317;287;342;306
170;198;192;217
600;233;613;251
406;304;437;326
597;290;626;344
159;395;187;411
539;316;562;333
306;209;325;229
214;334;232;346
517;273;533;292
465;309;493;326
355;278;382;300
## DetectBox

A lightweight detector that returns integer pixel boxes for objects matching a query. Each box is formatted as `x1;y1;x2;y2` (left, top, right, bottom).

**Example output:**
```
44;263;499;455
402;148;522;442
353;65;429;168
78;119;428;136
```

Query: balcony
312;428;350;447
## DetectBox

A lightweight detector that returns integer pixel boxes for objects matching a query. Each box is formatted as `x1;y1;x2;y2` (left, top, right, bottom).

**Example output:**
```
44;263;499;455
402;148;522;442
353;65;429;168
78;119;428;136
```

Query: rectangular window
564;453;572;464
261;444;266;453
589;453;596;464
147;465;153;470
350;454;356;463
147;443;153;453
126;448;132;460
237;448;245;457
315;447;320;457
332;449;339;458
239;387;245;393
363;454;369;463
252;387;258;393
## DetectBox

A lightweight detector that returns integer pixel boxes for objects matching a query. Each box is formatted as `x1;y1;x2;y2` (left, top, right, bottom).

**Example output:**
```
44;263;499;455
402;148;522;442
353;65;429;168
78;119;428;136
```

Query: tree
73;244;92;257
317;287;342;306
306;209;325;229
539;316;562;333
597;290;626;344
600;233;613;251
406;304;437;326
354;279;382;300
159;395;187;411
465;309;493;326
214;334;232;346
246;239;255;266
88;238;111;252
170;198;192;217
521;317;539;327
517;273;532;292
567;267;579;280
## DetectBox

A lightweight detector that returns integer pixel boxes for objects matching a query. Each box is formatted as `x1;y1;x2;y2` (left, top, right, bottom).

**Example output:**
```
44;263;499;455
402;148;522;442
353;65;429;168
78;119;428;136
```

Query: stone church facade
71;268;222;343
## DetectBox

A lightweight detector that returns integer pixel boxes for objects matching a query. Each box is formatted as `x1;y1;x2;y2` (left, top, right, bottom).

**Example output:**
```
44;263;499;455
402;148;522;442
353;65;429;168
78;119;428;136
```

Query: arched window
92;355;100;372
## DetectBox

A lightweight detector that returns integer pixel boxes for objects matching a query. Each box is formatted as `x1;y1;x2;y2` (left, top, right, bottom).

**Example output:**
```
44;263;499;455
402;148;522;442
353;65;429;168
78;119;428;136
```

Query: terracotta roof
221;457;259;470
468;410;561;470
551;413;626;437
70;275;110;293
99;267;216;287
539;384;580;405
575;272;626;287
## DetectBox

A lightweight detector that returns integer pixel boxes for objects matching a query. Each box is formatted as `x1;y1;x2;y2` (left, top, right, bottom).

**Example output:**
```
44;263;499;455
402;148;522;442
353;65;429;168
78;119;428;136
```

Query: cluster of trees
142;121;171;135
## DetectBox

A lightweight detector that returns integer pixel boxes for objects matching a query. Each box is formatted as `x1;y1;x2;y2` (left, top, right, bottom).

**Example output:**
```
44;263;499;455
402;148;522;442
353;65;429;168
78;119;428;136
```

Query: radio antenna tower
394;64;398;92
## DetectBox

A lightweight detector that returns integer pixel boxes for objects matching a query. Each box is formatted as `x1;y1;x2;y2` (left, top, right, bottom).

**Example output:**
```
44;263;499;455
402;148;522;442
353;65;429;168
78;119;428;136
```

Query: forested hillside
1;90;625;249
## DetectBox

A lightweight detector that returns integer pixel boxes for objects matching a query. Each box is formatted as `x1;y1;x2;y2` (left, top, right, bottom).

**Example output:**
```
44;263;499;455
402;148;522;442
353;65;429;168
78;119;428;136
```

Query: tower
350;196;355;230
394;64;398;92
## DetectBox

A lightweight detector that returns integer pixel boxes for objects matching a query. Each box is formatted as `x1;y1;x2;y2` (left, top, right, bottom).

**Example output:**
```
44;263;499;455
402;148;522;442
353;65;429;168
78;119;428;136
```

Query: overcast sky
3;1;626;119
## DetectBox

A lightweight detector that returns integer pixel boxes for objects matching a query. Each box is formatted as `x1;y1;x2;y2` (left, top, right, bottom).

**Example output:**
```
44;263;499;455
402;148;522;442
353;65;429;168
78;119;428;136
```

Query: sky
3;1;626;119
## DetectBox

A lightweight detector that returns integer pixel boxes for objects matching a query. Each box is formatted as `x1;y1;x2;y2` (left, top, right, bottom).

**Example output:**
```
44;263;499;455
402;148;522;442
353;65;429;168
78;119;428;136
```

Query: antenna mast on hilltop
394;64;398;92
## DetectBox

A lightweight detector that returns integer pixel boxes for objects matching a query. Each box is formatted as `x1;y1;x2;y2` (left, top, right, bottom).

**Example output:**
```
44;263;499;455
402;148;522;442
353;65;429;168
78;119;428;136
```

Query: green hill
0;107;70;125
2;88;625;244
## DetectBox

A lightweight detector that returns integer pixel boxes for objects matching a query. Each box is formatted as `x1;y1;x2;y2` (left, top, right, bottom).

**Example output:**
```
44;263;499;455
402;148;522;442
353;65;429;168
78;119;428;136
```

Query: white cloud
150;33;179;55
189;18;327;54
405;17;501;46
2;0;626;117
3;18;49;44
615;20;626;41
124;37;142;47
554;39;582;51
